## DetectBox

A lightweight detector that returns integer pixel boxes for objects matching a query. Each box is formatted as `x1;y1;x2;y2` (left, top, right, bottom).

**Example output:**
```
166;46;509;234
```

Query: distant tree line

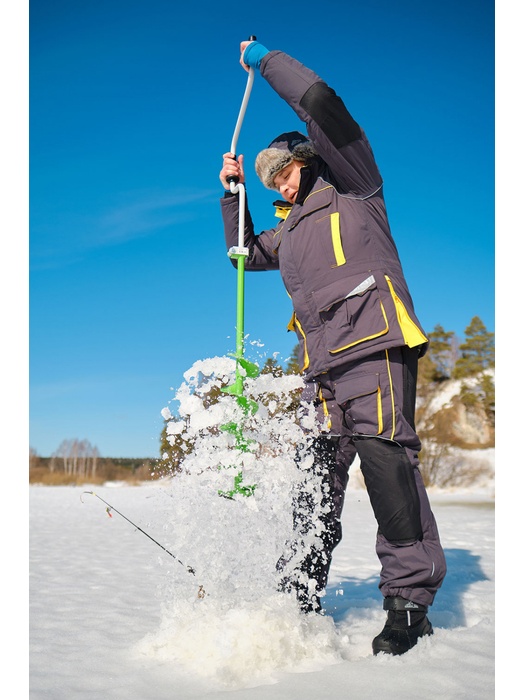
29;438;158;485
30;316;494;488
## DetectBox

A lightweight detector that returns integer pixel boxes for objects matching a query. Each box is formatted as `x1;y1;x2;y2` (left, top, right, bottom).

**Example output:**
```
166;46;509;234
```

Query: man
219;40;446;656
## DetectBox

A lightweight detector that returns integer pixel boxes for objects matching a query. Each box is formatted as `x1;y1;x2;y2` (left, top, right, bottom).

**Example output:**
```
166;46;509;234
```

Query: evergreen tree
159;374;227;466
416;352;438;397
159;421;193;473
453;316;495;379
479;372;496;426
285;344;301;375
261;356;284;377
427;324;457;380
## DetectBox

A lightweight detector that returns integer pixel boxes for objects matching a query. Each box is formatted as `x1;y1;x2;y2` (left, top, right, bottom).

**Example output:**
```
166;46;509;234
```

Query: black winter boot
372;596;433;655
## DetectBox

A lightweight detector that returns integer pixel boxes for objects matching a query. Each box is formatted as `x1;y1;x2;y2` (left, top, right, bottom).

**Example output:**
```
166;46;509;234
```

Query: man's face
273;160;304;204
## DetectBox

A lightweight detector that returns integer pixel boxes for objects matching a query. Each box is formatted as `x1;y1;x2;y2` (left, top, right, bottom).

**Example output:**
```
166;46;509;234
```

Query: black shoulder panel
300;82;361;148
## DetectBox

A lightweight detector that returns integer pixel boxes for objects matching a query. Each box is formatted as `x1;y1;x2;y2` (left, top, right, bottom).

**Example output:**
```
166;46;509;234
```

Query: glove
243;41;269;69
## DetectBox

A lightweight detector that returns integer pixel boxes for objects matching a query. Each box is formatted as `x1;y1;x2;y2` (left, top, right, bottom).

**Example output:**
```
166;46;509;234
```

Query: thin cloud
95;188;217;246
31;188;217;269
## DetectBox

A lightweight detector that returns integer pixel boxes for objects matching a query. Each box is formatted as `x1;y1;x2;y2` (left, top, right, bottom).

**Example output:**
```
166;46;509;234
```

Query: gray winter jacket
221;50;427;381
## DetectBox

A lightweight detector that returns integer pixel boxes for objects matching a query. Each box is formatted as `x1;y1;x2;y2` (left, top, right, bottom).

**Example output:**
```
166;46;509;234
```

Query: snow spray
135;355;348;687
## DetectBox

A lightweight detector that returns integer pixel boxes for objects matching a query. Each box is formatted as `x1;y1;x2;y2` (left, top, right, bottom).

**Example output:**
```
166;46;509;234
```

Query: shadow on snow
322;548;489;629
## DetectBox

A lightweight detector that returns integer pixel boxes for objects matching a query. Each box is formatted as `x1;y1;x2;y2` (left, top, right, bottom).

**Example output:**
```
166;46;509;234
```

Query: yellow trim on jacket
287;311;310;372
385;275;428;348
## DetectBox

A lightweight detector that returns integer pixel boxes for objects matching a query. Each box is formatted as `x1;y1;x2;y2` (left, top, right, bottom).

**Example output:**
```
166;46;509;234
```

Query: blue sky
26;0;495;458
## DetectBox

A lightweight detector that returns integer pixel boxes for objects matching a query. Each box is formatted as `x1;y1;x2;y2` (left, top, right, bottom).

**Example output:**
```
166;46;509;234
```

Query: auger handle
226;35;257;185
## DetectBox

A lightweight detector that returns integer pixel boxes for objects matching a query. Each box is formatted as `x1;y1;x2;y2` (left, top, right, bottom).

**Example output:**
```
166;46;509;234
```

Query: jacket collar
296;156;324;205
272;156;325;219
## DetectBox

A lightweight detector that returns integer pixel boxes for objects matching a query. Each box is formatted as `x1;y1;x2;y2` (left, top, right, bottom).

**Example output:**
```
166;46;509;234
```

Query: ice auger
219;37;260;499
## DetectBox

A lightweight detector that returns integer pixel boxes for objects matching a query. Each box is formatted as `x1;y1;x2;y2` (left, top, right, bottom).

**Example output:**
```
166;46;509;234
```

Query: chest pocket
313;274;389;354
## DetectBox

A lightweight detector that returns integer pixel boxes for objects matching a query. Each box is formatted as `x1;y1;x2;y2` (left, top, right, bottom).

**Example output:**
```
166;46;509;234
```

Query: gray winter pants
315;346;447;608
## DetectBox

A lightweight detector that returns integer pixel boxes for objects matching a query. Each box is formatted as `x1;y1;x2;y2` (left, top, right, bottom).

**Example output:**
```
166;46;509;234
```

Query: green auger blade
220;238;261;497
222;356;259;393
220;420;256;452
221;357;259;413
237;356;260;378
218;471;257;500
222;380;258;414
222;377;244;397
236;395;259;414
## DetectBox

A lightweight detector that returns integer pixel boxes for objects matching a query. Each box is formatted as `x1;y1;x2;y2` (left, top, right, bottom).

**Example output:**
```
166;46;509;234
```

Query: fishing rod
81;490;199;580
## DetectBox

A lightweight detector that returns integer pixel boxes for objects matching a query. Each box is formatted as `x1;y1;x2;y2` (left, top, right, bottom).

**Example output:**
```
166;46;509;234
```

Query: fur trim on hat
255;136;317;190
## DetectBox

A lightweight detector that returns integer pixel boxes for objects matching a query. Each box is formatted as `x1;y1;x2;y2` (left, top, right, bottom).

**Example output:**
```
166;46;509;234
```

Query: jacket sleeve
259;51;383;197
220;192;281;271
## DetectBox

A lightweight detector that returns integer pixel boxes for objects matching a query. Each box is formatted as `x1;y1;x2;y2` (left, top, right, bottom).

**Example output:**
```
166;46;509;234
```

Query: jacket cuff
243;41;270;69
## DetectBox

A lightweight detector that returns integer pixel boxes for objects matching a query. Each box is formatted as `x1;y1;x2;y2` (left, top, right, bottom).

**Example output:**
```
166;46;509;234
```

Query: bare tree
90;445;100;478
54;439;72;474
52;438;101;477
77;439;89;478
29;447;40;470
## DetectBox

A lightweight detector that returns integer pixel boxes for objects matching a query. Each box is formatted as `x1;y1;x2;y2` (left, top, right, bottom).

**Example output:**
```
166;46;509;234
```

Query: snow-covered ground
29;482;495;700
28;361;498;699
